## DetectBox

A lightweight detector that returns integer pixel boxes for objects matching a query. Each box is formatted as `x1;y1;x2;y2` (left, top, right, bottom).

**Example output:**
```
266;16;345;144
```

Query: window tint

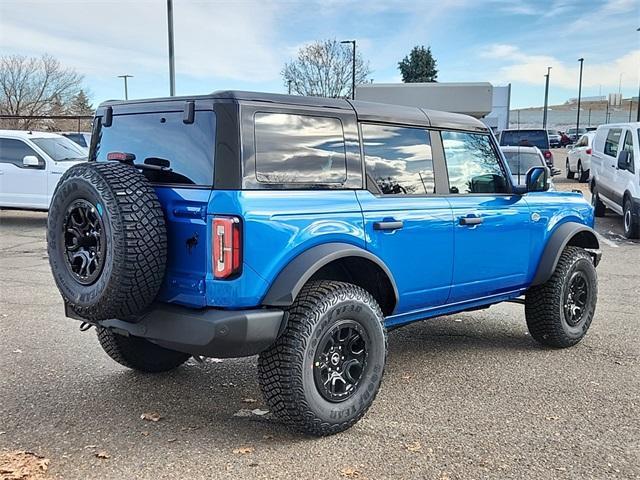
604;128;622;157
93;111;216;185
254;113;347;184
499;130;549;149
0;138;43;168
503;151;542;175
361;124;434;195
442;131;508;194
31;137;87;161
621;130;634;173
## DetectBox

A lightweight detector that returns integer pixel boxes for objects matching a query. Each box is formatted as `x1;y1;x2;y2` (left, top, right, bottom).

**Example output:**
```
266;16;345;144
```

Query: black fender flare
531;222;600;286
262;242;399;307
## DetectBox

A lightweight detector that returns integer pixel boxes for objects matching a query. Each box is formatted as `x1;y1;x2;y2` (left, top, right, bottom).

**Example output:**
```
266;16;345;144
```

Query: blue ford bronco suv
47;91;601;436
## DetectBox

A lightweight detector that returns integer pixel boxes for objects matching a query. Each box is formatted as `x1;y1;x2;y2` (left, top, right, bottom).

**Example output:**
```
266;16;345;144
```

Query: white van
590;122;640;238
0;130;87;210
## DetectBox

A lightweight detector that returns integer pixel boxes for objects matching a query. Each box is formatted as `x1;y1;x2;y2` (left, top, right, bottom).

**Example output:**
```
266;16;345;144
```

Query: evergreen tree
398;46;438;83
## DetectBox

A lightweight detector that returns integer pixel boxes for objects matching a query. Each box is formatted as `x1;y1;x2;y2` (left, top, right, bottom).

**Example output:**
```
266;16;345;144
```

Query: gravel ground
1;151;638;479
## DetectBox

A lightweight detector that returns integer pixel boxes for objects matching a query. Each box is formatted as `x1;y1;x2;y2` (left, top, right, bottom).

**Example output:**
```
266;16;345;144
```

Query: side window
622;130;635;173
604;128;622;158
254;112;347;184
442;131;508;194
361;123;434;195
0;138;43;168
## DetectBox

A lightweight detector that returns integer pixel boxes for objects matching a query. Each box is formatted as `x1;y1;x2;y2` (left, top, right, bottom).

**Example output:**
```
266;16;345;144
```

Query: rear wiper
136;157;173;172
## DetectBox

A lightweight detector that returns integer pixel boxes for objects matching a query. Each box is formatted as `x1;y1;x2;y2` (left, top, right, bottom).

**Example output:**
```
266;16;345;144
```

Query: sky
1;0;638;109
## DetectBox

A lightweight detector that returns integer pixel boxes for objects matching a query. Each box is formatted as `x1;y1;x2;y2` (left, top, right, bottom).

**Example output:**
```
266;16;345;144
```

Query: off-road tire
565;159;574;179
525;247;597;348
97;328;190;372
258;280;386;436
623;197;639;239
47;162;167;321
591;186;606;217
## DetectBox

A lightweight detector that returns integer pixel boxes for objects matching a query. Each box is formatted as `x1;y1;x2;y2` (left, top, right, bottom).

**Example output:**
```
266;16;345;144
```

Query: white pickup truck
0;130;87;210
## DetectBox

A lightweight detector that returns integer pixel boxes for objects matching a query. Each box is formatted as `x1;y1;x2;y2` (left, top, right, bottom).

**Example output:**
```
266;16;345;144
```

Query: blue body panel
157;187;594;328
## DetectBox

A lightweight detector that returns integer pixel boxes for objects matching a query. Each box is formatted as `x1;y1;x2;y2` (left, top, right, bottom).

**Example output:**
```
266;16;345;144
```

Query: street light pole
288;79;292;95
341;40;356;100
576;58;584;136
542;67;551;130
117;74;133;100
167;0;176;96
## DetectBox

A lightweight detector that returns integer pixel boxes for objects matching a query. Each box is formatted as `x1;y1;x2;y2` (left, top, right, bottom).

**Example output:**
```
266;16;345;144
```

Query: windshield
500;130;549;149
31;136;87;161
503;151;542;175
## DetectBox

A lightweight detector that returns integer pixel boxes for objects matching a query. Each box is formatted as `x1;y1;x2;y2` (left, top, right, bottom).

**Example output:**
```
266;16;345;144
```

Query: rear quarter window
92;110;216;186
603;128;622;158
500;130;549;150
254;112;347;185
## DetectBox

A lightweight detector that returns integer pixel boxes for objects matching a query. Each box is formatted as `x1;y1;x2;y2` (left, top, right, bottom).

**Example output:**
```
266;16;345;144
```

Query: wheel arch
261;243;399;316
530;222;600;286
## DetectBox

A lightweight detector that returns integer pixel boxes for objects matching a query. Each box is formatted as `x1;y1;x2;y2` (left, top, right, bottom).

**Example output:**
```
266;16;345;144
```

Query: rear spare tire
47;162;167;321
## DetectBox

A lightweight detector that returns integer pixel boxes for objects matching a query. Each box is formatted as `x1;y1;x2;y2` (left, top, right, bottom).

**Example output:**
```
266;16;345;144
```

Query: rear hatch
91;107;216;307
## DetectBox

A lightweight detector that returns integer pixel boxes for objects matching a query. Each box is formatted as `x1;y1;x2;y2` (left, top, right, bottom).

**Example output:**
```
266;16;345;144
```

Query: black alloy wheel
63;199;105;285
563;271;589;327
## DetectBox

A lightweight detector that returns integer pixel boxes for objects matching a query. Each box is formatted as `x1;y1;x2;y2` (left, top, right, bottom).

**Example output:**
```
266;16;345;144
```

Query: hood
51;159;87;174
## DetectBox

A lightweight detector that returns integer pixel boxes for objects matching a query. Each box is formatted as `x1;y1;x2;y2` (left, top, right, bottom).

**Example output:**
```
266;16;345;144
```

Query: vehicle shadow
0;210;48;228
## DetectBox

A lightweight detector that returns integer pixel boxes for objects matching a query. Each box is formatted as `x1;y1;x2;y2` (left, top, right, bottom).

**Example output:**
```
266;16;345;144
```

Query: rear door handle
373;220;404;231
459;216;483;226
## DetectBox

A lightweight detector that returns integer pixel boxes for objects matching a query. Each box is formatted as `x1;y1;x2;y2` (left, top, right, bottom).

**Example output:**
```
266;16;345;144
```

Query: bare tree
282;39;371;98
0;54;84;129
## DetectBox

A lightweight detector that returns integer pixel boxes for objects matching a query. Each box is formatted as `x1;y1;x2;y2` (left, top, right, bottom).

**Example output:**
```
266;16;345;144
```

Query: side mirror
23;155;43;168
525;166;550;192
617;150;629;169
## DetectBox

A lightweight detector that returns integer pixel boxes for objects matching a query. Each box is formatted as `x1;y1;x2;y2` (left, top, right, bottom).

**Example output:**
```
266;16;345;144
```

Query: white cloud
0;0;285;82
482;43;640;90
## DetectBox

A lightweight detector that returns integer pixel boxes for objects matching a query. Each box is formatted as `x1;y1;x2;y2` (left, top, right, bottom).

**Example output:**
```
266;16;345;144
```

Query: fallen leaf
405;441;422;452
232;447;254;455
141;431;150;436
340;466;361;477
251;408;269;416
95;451;110;459
83;445;97;449
12;349;22;354
167;438;177;443
141;412;162;422
242;398;257;403
401;374;412;380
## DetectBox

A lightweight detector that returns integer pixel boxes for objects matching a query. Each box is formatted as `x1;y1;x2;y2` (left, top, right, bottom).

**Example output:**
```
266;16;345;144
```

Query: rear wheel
525;247;597;348
591;186;606;217
97;328;190;373
623;197;639;239
577;162;588;183
258;280;386;436
566;159;575;179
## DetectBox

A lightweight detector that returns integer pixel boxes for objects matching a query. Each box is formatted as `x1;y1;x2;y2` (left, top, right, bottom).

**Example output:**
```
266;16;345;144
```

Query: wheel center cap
330;352;340;366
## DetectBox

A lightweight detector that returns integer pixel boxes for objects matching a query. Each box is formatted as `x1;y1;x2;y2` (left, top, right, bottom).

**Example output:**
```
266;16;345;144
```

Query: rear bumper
68;303;286;358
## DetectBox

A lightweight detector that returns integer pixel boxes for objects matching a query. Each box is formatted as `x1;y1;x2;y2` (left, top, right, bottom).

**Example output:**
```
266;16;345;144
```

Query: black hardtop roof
99;90;488;132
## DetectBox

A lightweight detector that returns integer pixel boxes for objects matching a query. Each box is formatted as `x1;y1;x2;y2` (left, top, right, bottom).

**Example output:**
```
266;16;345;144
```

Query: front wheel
623;197;640;239
258;280;386;436
525;247;597;348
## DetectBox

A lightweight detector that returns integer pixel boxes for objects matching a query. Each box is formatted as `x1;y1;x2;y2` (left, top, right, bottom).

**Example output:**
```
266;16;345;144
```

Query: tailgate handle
373;220;404;231
459;216;483;226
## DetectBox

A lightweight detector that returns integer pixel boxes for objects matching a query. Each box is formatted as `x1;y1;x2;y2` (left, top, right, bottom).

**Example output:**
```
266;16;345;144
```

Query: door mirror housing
617;150;630;170
525;166;550;192
23;155;43;169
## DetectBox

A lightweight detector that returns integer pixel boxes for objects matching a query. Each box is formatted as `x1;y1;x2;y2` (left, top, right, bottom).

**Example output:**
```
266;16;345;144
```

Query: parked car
566;131;595;182
566;127;587;143
61;131;92;149
46;91;601;436
501;146;557;189
590;122;640;238
499;129;554;168
0;130;87;210
547;129;561;148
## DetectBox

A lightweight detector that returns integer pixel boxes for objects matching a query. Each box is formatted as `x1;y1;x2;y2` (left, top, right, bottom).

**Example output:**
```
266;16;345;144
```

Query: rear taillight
213;216;242;279
586;148;592;155
543;150;552;159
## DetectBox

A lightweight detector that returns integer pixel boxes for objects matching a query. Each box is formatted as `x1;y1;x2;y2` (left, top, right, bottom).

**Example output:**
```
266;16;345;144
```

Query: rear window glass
502;151;542;175
254;112;347;184
500;130;549;150
92;111;215;186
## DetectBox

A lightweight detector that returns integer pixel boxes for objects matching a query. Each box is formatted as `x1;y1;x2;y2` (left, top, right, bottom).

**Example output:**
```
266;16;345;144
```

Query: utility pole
576;58;584;136
167;0;176;96
341;40;356;100
542;67;551;130
288;79;292;95
117;74;133;100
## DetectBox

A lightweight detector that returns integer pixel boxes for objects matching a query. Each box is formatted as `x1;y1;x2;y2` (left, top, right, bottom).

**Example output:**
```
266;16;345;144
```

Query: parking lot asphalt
1;149;638;479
